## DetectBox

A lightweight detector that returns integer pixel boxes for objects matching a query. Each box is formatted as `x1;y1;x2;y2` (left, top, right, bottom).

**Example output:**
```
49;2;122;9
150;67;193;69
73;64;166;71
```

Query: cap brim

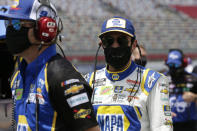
0;13;32;20
166;59;182;66
99;30;134;38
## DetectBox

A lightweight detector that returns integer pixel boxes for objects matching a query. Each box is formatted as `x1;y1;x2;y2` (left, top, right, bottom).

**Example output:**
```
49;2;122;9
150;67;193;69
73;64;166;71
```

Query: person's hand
171;112;177;118
182;92;197;103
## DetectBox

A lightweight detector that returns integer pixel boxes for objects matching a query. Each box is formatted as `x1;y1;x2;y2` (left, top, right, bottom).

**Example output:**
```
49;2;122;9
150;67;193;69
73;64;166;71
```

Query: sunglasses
5;19;35;30
168;63;181;68
101;35;129;48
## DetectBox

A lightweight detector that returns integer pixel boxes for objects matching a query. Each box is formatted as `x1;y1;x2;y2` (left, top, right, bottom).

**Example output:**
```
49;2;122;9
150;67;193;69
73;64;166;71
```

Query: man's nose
111;39;119;48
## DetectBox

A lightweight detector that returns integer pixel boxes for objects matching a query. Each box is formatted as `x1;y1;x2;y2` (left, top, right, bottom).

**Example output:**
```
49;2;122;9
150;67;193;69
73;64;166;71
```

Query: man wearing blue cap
85;16;173;131
165;49;197;131
0;0;100;131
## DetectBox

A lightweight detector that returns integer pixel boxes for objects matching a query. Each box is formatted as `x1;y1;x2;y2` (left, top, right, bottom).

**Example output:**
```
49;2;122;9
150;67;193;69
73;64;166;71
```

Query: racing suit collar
105;61;137;81
19;44;57;77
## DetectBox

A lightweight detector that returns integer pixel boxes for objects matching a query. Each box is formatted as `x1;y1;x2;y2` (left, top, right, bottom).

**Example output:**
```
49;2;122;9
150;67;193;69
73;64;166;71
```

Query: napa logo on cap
106;18;126;29
11;0;20;10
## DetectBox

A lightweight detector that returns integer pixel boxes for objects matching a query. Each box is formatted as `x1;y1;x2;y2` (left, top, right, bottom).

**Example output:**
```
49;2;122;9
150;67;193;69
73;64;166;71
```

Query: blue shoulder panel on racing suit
143;69;161;95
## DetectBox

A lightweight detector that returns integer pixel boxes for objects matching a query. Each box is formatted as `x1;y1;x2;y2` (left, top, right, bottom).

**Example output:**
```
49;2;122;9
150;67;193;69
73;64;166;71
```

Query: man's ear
28;28;41;45
131;39;137;51
99;40;105;49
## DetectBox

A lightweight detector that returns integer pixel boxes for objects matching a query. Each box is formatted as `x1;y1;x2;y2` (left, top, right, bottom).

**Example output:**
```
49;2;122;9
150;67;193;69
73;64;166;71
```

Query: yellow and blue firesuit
85;61;173;131
11;44;98;131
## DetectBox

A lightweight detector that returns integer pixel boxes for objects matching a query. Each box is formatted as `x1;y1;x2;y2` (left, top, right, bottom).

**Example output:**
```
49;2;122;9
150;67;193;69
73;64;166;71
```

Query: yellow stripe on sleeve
140;68;150;96
45;63;49;92
11;71;20;88
89;72;95;87
134;106;142;119
51;111;57;131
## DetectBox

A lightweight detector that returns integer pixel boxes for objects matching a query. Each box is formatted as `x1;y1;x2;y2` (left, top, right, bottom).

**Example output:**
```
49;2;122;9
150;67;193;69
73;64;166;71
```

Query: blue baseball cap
166;50;183;67
99;16;136;38
0;6;9;39
0;0;57;21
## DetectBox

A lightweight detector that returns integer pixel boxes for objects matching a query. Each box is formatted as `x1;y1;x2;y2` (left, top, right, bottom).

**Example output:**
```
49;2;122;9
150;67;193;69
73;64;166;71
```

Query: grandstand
54;0;197;59
1;0;197;64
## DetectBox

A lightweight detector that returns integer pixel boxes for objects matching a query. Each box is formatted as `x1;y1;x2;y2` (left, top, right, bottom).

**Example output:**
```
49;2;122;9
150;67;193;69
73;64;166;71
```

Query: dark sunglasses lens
168;63;180;68
102;36;114;47
117;36;129;47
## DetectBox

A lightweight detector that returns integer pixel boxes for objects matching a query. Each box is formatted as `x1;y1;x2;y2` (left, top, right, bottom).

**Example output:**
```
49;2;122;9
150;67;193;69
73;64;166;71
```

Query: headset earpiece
36;16;57;42
183;57;188;68
34;2;59;43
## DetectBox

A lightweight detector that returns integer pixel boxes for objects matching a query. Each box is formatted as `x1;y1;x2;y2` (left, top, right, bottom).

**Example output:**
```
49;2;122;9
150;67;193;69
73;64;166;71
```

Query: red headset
35;3;62;43
36;16;57;42
182;57;188;68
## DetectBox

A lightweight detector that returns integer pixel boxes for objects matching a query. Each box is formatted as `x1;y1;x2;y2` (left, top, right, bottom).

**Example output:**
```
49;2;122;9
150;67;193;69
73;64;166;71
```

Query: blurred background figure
0;5;13;131
192;65;197;75
184;57;194;73
165;49;197;131
132;44;147;67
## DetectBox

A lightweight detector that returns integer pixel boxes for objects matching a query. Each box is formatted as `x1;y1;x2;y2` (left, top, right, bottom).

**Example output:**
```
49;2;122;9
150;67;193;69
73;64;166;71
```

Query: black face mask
169;66;184;77
6;26;31;54
134;56;147;67
104;46;131;69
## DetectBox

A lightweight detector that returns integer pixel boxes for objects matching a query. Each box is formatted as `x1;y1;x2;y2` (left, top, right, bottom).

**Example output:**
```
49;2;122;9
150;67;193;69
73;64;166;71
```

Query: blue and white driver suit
85;61;173;131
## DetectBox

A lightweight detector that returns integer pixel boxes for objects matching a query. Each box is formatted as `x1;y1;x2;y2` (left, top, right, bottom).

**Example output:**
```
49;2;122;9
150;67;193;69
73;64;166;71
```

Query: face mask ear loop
129;42;142;103
91;44;101;104
136;44;142;66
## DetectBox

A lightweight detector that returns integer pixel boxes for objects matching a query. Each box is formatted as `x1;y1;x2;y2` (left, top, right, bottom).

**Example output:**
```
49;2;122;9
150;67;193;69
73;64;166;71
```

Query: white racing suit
85;61;173;131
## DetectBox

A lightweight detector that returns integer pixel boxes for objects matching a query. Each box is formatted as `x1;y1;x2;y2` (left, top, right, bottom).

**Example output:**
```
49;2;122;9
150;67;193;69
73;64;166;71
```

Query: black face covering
134;56;147;67
169;66;184;77
6;26;31;54
104;46;131;69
